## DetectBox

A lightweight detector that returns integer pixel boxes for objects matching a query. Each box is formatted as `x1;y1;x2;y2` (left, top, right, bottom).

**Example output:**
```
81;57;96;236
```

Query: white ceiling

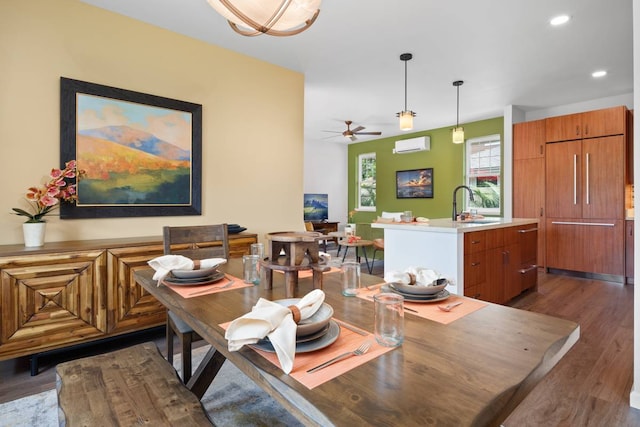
80;0;633;144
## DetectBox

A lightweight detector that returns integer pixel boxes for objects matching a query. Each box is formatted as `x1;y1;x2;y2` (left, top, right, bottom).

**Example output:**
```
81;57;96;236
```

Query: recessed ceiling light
592;70;607;78
550;15;570;26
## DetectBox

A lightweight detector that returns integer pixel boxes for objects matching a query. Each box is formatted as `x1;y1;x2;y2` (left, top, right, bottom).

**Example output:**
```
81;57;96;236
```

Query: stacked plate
163;266;226;286
227;224;247;234
388;281;451;303
252;299;340;353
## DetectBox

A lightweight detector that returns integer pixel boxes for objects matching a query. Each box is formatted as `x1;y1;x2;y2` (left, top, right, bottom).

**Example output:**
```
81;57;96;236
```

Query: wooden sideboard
0;233;257;361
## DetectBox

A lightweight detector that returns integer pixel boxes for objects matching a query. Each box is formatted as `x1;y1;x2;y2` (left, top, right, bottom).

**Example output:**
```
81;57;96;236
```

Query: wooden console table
0;233;257;364
309;221;339;234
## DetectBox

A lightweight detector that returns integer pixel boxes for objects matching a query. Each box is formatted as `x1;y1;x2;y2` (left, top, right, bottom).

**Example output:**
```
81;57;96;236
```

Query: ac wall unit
392;136;430;154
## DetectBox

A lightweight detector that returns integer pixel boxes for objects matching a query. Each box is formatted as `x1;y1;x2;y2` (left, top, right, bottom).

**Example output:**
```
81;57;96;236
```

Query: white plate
163;270;225;286
389;286;451;303
251;320;340;353
171;266;222;279
391;281;447;295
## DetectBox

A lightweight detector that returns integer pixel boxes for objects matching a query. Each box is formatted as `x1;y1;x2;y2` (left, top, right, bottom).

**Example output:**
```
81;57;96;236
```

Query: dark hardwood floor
1;261;639;426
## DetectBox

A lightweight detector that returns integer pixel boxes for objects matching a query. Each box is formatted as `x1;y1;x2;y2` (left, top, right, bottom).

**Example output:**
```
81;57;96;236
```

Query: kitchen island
372;218;538;304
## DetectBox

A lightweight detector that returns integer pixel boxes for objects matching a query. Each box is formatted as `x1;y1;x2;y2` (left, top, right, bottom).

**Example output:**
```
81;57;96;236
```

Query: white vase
23;222;46;247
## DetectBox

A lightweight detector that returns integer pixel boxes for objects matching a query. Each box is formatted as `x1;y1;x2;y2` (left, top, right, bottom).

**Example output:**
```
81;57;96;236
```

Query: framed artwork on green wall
396;168;433;199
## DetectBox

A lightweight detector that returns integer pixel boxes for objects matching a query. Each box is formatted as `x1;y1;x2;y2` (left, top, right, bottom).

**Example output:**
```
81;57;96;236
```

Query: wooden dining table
134;258;579;427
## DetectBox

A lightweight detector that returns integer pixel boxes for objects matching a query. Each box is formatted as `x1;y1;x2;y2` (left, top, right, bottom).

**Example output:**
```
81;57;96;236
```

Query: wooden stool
56;342;213;426
259;258;329;298
267;231;323;265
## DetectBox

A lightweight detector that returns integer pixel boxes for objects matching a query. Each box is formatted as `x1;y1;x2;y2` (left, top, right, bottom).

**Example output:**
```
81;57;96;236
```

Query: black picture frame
396;168;434;199
60;77;202;219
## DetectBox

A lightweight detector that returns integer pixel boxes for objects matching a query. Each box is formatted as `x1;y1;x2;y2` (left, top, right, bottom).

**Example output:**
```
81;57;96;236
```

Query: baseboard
630;384;640;409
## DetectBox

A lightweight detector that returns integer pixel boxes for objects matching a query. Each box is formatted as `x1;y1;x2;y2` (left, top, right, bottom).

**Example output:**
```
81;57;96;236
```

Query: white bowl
391;280;448;295
171;266;219;279
273;298;334;337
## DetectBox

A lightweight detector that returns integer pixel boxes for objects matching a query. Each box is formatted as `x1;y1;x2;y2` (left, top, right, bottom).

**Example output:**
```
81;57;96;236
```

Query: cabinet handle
540;207;544;217
471;262;481;267
576;125;580;136
551;221;615;227
471;240;481;244
518;228;539;233
502;251;510;264
540;144;543;155
519;265;538;274
573;154;577;205
585;152;590;205
585;124;589;135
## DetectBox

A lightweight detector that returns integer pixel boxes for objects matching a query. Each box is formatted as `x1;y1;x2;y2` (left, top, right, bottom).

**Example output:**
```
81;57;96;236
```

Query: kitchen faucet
452;185;475;221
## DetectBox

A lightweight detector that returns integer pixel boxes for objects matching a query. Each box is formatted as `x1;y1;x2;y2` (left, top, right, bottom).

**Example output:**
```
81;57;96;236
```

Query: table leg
363;248;372;274
283;271;298;298
185;346;227;399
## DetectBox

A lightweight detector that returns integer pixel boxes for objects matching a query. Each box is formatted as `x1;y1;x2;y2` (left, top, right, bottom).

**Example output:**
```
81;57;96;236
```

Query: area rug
0;346;304;427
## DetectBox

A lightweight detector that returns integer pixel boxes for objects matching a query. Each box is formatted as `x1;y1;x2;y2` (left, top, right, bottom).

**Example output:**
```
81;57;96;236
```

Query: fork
188;278;235;296
438;301;463;312
306;341;372;373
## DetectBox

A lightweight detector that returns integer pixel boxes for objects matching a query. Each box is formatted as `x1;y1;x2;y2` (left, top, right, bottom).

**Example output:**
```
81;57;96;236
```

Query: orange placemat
274;266;341;278
163;274;252;298
220;320;394;389
356;287;487;325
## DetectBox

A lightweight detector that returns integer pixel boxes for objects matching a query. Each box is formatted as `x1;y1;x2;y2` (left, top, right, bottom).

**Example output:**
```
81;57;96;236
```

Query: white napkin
225;289;325;374
384;267;440;287
147;254;227;283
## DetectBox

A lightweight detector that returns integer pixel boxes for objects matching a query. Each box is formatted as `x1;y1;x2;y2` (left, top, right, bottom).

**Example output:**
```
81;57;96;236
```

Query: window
465;135;501;215
357;152;376;210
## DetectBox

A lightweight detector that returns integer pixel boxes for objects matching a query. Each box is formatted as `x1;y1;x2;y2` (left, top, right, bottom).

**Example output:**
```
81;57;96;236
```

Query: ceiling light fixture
592;70;607;78
206;0;321;37
452;80;465;144
550;15;570;26
396;53;416;131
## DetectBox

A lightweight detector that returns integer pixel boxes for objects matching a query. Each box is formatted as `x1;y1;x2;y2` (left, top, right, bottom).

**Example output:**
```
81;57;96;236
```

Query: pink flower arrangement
12;160;81;223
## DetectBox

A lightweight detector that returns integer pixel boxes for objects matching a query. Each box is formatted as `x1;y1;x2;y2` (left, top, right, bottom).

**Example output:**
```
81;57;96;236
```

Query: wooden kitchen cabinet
463;224;537;304
0;233;257;360
546;219;624;276
546;136;624;219
626;220;634;281
513;119;546;268
514;119;545;160
545;106;626;142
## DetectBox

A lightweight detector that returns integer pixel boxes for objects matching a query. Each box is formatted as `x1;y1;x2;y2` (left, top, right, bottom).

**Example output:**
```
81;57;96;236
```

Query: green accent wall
347;117;504;224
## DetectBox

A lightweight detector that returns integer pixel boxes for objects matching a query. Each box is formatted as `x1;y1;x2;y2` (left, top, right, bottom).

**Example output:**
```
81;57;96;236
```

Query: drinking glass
250;243;264;259
341;261;360;296
374;293;404;347
243;254;260;285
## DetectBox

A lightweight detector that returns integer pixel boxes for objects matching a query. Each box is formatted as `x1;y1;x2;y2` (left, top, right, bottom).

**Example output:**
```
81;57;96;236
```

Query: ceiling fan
324;120;382;141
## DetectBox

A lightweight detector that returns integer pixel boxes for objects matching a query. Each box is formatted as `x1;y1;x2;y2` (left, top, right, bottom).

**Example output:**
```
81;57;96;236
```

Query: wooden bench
56;342;213;426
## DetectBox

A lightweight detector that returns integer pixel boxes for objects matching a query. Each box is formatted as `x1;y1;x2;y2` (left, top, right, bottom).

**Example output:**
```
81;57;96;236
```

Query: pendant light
452;80;465;144
396;53;416;131
206;0;321;37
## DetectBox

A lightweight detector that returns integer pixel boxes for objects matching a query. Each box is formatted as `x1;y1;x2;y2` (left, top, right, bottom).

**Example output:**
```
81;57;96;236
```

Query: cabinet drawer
464;231;487;254
519;263;538;292
464;253;486;287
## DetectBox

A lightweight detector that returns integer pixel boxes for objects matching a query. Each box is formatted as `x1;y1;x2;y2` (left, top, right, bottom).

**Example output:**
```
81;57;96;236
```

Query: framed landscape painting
303;193;329;221
59;77;202;219
396;168;433;199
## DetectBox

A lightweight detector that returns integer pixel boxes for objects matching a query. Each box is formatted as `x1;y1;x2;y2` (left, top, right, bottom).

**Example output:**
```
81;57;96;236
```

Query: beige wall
0;0;304;245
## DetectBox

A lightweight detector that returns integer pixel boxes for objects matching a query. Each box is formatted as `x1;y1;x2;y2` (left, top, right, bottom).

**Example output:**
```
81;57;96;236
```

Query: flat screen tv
303;193;328;222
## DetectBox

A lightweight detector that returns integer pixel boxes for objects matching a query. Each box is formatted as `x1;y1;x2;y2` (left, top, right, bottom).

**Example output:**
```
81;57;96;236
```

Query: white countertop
371;217;538;234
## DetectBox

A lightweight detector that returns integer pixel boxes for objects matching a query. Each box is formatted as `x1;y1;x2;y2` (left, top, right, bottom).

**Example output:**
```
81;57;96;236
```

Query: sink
467;218;501;224
456;218;501;224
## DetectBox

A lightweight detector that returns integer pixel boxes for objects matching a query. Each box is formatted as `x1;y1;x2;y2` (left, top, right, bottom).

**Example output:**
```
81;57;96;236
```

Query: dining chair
372;238;384;273
163;224;229;383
